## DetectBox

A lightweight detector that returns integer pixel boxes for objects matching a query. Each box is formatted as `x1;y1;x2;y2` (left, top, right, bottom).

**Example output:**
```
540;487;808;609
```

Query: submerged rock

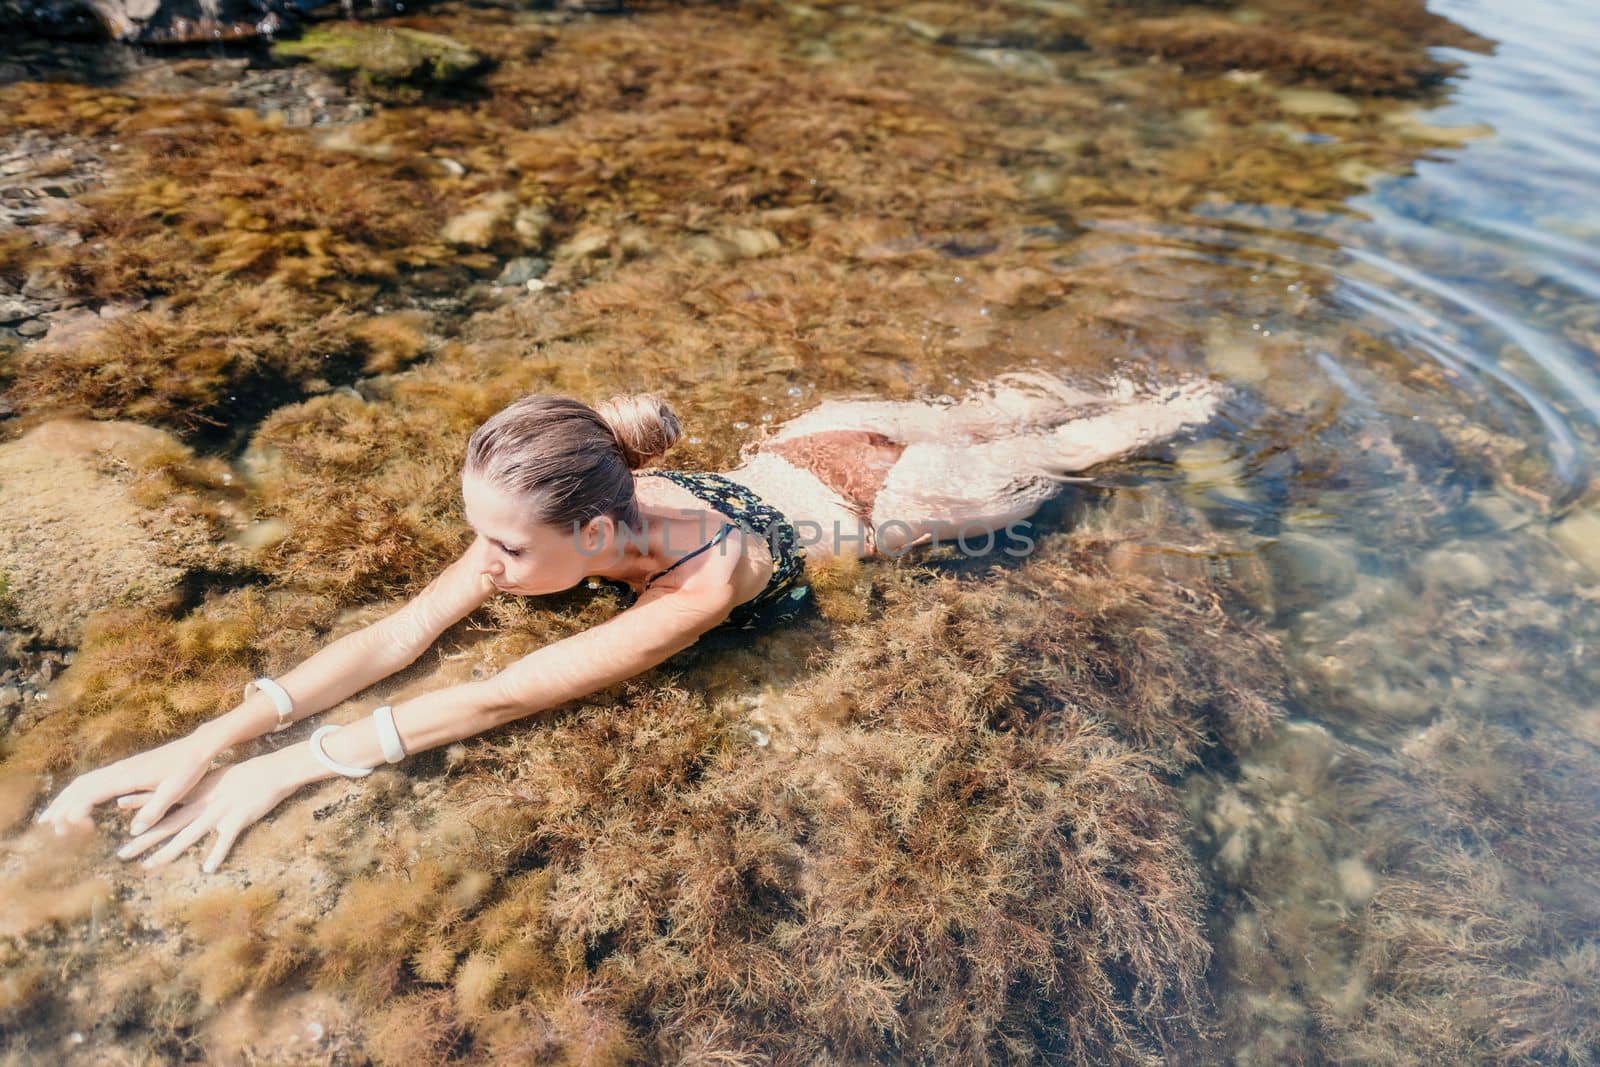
1274;88;1362;119
1265;530;1359;608
1549;509;1600;577
1417;544;1494;594
683;226;783;264
272;24;488;98
495;256;549;286
440;191;516;248
0;420;224;644
1382;107;1495;144
0;0;286;44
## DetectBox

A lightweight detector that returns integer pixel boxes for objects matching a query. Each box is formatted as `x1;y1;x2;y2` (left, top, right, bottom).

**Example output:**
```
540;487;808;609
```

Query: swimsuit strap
631;469;812;631
641;520;736;591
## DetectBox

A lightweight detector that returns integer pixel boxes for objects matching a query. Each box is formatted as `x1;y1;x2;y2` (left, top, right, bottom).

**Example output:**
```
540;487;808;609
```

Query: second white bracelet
308;725;374;778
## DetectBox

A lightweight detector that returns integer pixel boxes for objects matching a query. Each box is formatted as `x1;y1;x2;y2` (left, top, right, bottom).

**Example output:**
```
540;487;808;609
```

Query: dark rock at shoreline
1;0;625;48
0;0;300;45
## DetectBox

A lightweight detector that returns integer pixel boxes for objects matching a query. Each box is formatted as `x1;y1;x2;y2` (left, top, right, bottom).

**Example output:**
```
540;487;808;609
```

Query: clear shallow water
1074;0;1600;508
1079;0;1600;1057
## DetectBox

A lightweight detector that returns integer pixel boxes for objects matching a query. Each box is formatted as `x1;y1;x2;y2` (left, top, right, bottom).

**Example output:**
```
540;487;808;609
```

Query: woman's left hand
112;756;298;874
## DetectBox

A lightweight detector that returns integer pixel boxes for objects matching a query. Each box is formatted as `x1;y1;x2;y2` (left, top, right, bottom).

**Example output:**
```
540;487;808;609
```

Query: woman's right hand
33;730;225;838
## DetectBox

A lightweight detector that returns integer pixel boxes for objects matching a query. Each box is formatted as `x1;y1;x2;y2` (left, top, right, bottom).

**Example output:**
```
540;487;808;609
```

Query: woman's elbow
474;675;541;728
359;609;441;671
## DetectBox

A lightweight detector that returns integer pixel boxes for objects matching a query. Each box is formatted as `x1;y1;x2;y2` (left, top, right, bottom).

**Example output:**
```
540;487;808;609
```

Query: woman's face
461;470;607;595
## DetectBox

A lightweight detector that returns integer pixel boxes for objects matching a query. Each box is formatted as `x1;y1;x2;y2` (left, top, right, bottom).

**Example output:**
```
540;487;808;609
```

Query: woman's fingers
34;779;78;824
115;801;198;860
129;776;193;836
116;793;153;809
38;768;141;833
35;776;88;825
202;818;243;874
138;808;218;869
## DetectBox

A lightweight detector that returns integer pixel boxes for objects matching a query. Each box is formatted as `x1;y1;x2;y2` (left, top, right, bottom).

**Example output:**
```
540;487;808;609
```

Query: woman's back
620;469;813;632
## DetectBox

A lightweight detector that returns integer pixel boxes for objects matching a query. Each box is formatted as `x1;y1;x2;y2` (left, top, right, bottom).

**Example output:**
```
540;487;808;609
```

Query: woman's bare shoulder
644;524;772;613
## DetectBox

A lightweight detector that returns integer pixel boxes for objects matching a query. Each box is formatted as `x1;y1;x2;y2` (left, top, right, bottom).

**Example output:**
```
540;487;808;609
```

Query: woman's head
461;392;682;593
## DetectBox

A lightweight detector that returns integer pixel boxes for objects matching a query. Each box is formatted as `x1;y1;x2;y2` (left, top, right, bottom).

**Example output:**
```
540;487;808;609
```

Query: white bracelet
372;705;406;764
308;725;374;778
245;677;295;732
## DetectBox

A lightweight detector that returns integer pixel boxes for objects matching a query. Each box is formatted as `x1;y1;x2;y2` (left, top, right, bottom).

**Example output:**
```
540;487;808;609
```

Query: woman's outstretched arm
118;574;743;872
269;576;739;792
197;540;499;751
33;540;497;838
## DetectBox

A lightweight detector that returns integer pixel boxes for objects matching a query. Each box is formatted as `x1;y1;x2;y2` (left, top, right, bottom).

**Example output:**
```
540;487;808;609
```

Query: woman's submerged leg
763;368;1112;447
746;370;1227;559
776;373;1226;556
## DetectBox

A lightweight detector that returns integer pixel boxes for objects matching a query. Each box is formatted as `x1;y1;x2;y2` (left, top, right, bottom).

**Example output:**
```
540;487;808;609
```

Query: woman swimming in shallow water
32;369;1224;872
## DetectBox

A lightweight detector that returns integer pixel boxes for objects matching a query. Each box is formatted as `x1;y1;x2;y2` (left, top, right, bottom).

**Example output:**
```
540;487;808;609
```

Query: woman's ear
580;515;612;556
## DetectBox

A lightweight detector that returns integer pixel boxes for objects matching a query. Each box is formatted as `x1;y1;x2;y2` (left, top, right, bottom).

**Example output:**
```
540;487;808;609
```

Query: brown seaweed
1098;17;1453;95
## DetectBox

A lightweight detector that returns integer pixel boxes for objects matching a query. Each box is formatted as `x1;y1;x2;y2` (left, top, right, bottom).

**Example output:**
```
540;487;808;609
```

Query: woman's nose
475;536;503;574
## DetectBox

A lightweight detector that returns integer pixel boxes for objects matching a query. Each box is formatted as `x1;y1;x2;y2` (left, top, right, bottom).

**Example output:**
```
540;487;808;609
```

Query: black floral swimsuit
603;470;813;633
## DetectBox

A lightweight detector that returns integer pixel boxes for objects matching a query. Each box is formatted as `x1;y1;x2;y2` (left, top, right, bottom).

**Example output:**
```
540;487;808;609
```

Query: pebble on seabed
1334;857;1376;904
1176;439;1256;505
1417;545;1493;594
1550;509;1600;576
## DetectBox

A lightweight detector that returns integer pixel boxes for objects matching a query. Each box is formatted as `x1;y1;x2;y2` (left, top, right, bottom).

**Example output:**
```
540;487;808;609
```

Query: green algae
272;24;490;100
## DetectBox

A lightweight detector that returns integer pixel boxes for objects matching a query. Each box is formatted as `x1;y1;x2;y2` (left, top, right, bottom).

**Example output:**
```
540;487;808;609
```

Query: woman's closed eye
497;542;524;558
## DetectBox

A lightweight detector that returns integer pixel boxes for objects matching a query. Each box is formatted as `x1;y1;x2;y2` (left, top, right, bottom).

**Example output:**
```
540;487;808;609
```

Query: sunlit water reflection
1065;0;1600;1058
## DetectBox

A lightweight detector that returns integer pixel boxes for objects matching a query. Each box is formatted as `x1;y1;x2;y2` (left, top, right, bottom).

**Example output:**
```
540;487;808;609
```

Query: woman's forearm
195;621;429;752
264;680;504;789
194;553;496;754
261;625;675;789
265;584;734;788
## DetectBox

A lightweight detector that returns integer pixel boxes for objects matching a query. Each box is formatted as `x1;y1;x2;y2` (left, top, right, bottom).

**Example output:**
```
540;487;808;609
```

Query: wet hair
464;392;683;532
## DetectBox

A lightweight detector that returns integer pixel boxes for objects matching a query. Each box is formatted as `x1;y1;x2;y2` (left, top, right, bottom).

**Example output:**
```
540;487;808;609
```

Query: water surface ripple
1092;0;1600;1059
